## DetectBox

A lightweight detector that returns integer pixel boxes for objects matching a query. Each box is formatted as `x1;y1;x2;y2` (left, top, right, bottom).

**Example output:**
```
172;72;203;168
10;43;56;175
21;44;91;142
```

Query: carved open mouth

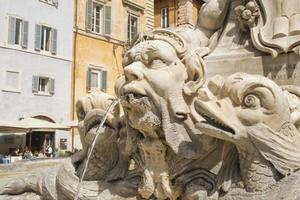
120;90;152;112
85;112;114;133
195;102;235;135
200;113;235;135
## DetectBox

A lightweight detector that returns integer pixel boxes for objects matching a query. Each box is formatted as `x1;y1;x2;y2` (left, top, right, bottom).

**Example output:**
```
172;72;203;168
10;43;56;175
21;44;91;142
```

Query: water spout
74;98;119;200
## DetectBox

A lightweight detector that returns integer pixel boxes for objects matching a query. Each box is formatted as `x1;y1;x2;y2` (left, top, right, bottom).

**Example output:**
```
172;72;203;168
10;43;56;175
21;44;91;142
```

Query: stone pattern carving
196;73;300;193
235;0;259;32
251;0;300;57
1;0;300;199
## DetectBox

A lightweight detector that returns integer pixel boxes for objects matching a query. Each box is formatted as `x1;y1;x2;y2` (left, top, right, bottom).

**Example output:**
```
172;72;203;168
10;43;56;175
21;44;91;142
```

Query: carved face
196;73;292;144
76;92;120;149
119;40;189;135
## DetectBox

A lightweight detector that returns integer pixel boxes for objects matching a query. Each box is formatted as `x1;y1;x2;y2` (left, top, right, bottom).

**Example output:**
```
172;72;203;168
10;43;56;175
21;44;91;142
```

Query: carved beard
121;88;204;158
121;94;161;136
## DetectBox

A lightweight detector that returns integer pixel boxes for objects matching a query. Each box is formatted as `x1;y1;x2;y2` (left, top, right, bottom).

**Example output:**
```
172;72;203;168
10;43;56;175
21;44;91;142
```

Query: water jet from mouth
74;98;119;200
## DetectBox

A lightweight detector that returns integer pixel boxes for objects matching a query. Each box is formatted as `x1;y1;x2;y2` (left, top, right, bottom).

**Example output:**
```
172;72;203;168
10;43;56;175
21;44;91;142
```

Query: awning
0;120;28;133
0;118;71;133
18;118;70;131
62;120;78;128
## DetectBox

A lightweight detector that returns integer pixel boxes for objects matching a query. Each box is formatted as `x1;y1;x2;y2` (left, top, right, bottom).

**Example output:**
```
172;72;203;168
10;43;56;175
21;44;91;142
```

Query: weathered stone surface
1;0;300;199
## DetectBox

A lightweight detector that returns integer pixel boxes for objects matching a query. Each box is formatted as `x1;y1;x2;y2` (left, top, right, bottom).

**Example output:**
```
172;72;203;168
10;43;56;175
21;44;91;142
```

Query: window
87;67;107;91
92;3;103;33
127;14;138;41
60;138;67;150
32;76;55;95
41;26;51;51
8;16;28;48
3;70;21;92
39;77;49;92
35;25;57;54
161;7;169;28
86;0;111;35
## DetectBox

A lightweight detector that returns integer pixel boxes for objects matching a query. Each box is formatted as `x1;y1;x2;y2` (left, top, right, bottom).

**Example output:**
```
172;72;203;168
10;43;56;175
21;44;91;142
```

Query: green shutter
127;15;130;40
32;76;39;93
8;16;16;44
51;28;57;54
87;68;92;91
104;6;111;35
101;70;107;91
49;78;55;94
86;0;93;31
35;24;42;50
21;21;29;48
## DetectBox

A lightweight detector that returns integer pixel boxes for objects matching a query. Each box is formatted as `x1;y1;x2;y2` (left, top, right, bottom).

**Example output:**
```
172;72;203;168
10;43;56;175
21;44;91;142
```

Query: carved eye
77;107;86;121
243;94;260;109
149;59;166;69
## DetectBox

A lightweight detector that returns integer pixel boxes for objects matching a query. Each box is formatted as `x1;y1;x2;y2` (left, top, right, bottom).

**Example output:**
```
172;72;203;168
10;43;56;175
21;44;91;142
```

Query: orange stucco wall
73;34;123;101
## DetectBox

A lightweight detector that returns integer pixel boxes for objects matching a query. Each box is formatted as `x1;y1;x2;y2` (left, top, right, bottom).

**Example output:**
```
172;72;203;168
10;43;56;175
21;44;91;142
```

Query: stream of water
74;98;119;200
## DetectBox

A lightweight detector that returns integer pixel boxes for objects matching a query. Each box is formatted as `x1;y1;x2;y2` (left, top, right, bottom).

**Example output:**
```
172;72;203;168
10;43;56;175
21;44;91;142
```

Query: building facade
154;0;202;28
72;0;154;149
0;0;73;154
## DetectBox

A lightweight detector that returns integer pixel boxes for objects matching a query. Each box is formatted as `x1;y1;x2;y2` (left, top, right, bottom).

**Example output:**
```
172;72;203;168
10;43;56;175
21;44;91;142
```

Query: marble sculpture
1;0;300;199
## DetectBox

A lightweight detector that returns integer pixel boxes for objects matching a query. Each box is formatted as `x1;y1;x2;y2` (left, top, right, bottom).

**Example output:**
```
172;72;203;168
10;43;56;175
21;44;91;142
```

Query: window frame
127;13;139;41
87;66;107;92
40;25;52;52
91;2;104;34
32;75;55;96
161;7;169;28
2;69;21;93
35;24;57;55
86;0;111;36
7;15;29;49
38;76;50;94
14;18;22;45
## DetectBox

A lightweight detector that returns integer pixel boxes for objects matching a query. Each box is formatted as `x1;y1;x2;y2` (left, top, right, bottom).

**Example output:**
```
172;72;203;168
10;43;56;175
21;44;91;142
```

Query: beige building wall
72;0;154;149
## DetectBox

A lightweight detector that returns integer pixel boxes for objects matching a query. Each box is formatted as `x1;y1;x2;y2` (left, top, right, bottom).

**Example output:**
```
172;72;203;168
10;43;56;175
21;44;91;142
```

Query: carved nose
124;64;143;81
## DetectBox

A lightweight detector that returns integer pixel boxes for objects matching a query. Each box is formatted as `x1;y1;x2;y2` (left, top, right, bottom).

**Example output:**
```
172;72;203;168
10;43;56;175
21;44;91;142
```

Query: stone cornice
122;0;145;11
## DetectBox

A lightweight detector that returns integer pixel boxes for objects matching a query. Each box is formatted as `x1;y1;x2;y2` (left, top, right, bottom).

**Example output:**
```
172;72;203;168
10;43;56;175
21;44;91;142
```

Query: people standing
45;145;53;157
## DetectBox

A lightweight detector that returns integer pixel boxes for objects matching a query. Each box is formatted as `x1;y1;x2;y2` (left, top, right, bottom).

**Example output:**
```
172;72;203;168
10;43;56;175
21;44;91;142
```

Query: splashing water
74;98;119;200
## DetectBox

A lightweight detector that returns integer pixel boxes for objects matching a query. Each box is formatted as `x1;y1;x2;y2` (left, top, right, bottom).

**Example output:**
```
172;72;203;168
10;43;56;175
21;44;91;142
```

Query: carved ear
183;47;209;96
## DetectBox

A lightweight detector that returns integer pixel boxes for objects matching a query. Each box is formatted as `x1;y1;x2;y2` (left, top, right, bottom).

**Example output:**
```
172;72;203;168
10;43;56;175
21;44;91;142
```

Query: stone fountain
1;0;300;199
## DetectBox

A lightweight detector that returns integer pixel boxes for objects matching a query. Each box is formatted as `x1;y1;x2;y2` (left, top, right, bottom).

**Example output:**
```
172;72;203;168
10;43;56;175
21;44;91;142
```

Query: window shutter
21;21;29;48
101;70;107;91
86;0;93;31
8;16;16;44
49;78;55;94
35;24;42;51
51;28;57;54
127;15;130;40
104;6;111;35
87;68;92;91
32;76;39;93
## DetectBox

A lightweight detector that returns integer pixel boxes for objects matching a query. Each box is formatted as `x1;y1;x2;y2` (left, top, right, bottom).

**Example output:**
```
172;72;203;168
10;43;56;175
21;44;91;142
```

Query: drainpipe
71;0;78;152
